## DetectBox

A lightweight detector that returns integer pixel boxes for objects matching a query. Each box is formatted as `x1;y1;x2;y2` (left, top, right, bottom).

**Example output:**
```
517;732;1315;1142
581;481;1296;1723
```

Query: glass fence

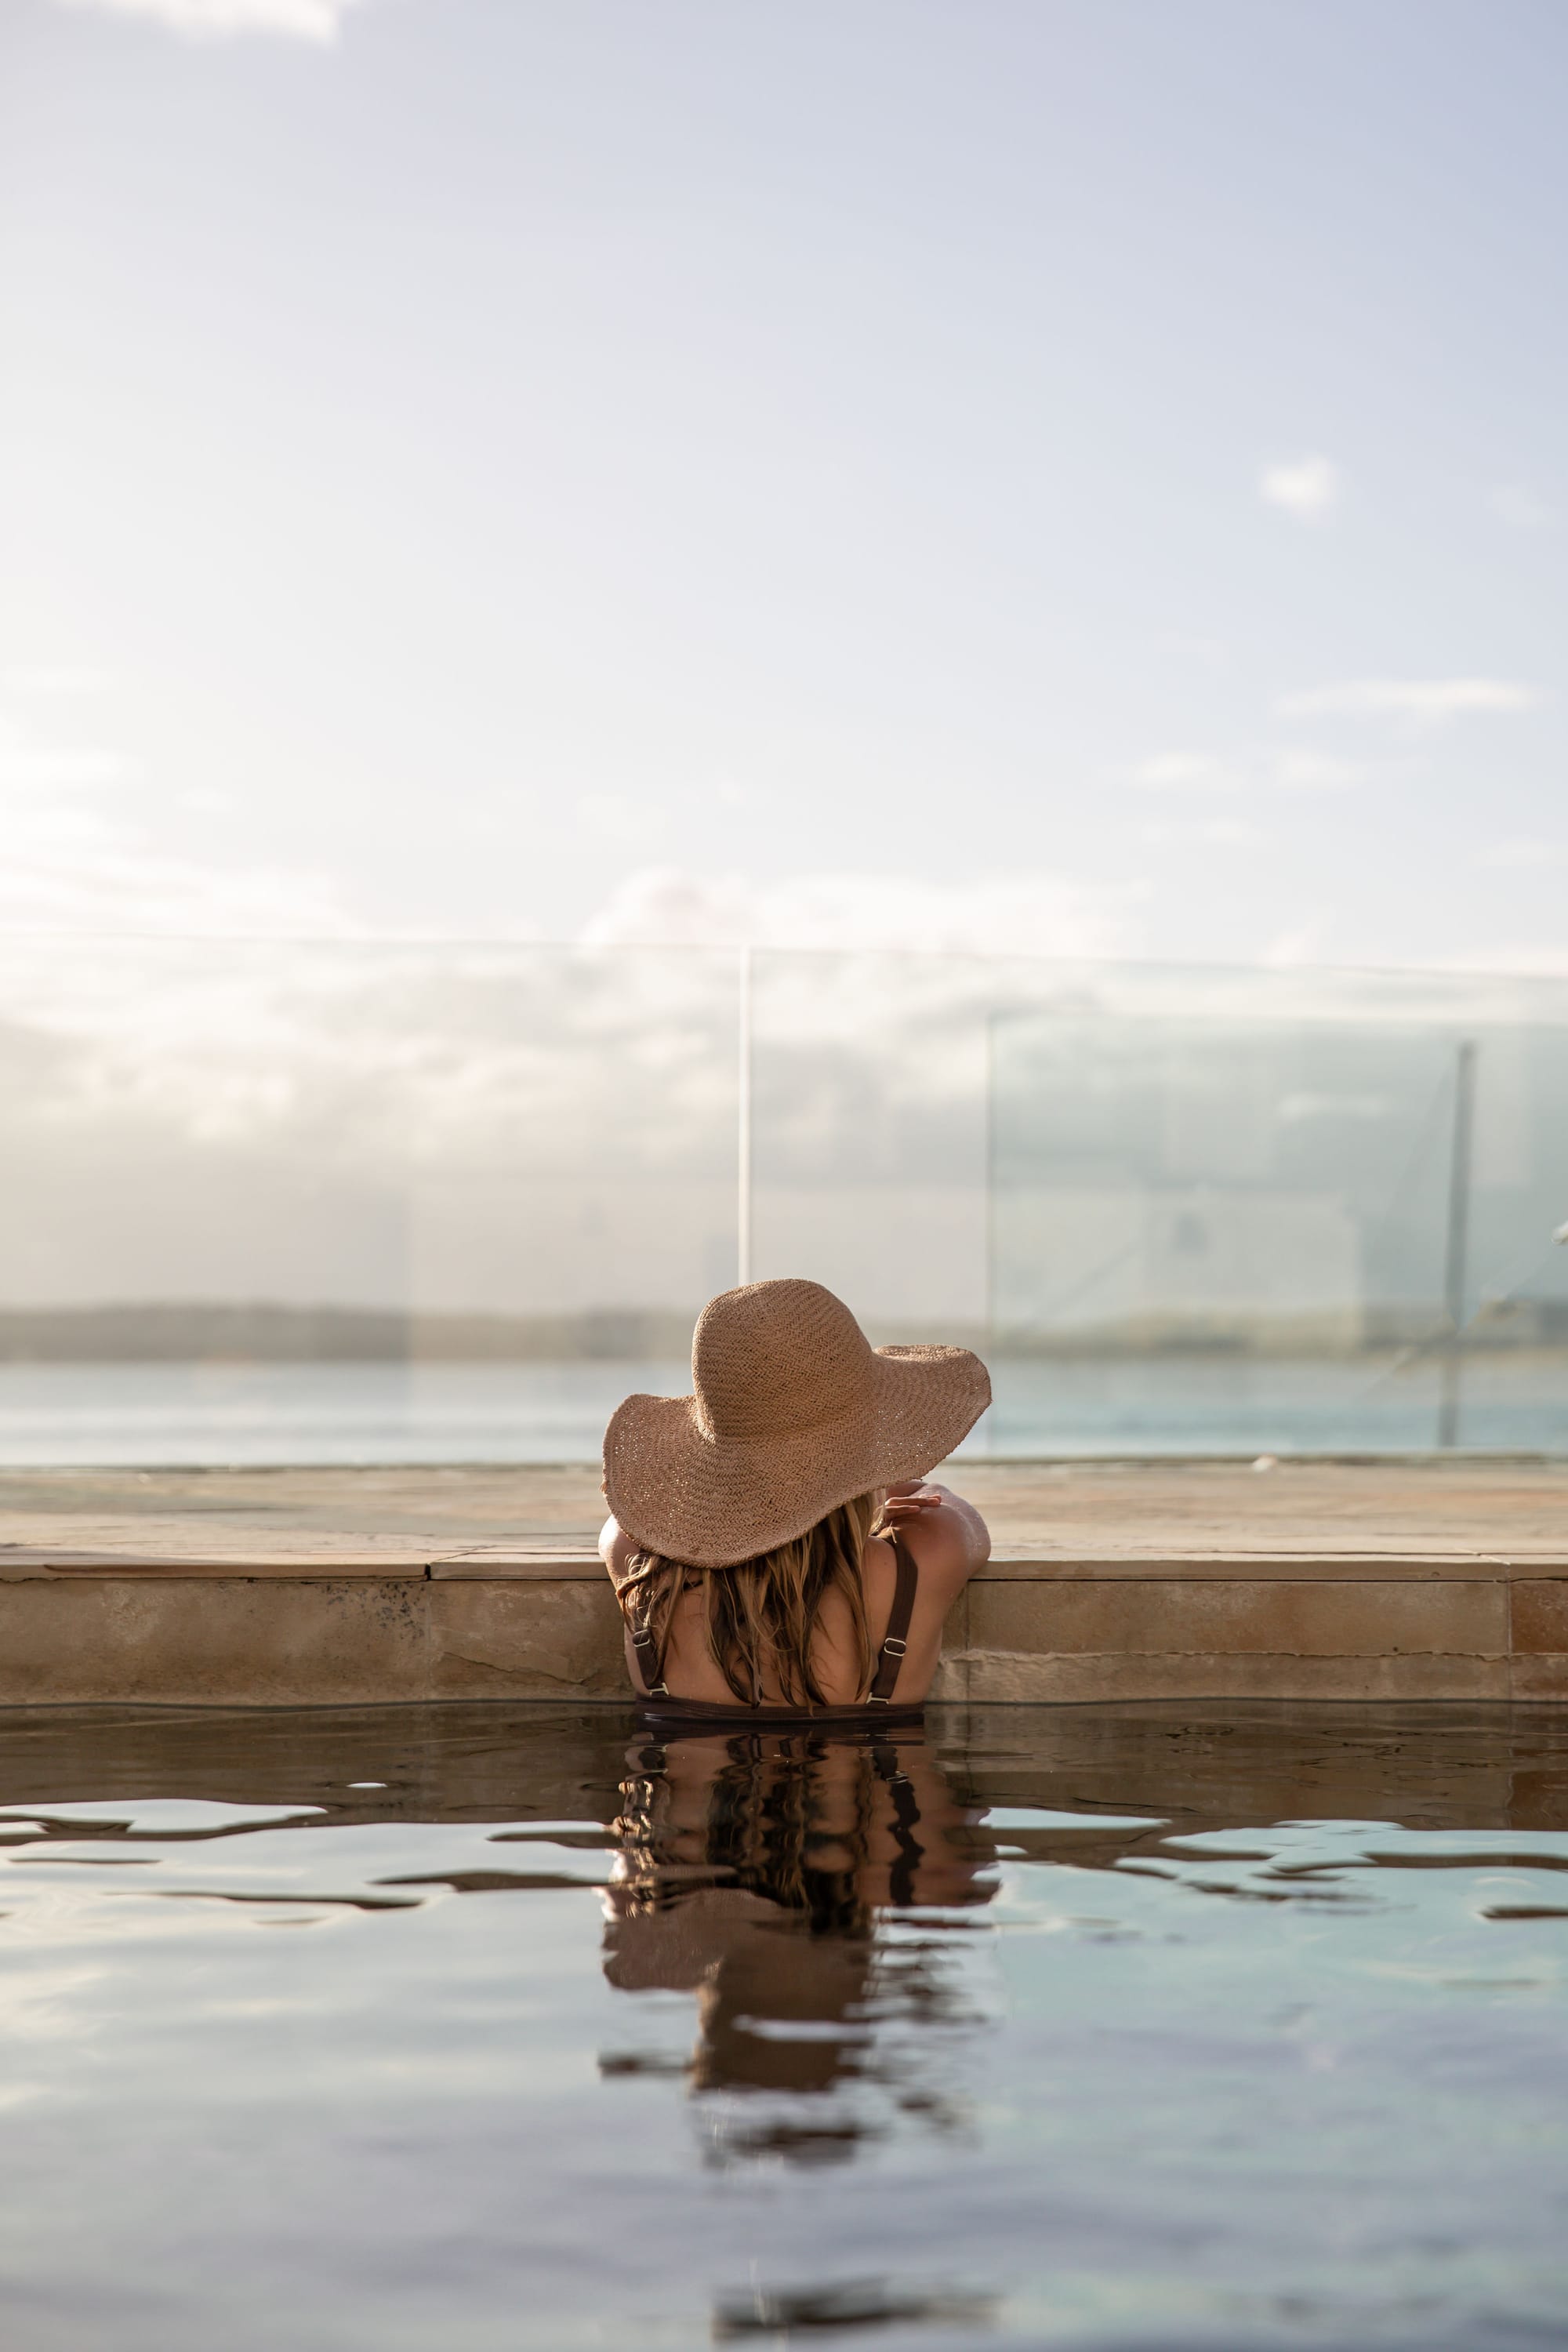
2;938;1564;1462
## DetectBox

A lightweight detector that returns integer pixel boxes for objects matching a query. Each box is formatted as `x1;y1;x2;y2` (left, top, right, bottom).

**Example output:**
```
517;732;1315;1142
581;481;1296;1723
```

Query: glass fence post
983;1003;996;1357
1437;1038;1478;1450
737;945;753;1287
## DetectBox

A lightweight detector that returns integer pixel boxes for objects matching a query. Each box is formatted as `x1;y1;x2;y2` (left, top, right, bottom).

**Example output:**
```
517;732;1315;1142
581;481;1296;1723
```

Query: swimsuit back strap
626;1582;670;1699
866;1531;918;1706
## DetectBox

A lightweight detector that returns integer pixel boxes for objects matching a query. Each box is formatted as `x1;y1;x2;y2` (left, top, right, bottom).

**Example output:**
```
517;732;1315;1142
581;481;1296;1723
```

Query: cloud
1419;941;1568;978
578;867;1146;960
1271;751;1367;792
576;792;669;851
0;703;353;937
1276;677;1541;726
0;665;118;699
1131;753;1243;793
1260;916;1333;967
54;0;370;42
1132;748;1371;796
1258;453;1340;522
1483;837;1568;869
0;825;352;938
1489;485;1552;532
1139;819;1263;848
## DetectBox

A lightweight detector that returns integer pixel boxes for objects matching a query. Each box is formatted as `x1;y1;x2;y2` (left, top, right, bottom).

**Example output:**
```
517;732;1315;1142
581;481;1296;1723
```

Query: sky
2;0;1566;971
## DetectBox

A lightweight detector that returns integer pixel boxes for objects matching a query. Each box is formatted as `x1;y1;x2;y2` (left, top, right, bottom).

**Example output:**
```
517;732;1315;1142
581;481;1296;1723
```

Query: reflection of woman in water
600;1279;992;1719
603;1728;997;2146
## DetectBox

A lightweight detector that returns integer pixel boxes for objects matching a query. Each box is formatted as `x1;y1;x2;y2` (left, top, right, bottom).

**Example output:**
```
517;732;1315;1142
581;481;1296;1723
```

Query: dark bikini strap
866;1532;918;1706
626;1583;670;1700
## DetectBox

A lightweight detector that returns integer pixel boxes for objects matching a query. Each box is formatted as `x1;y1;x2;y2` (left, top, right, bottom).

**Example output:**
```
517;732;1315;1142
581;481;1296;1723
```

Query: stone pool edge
1;1548;1563;1706
5;1460;1564;1707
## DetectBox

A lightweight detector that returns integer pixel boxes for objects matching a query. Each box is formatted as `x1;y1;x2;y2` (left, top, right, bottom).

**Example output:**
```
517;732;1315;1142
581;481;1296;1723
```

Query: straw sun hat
602;1278;991;1570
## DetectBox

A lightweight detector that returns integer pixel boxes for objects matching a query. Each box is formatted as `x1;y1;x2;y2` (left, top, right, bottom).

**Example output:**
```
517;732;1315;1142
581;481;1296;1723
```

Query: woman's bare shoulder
881;1483;990;1595
599;1515;639;1590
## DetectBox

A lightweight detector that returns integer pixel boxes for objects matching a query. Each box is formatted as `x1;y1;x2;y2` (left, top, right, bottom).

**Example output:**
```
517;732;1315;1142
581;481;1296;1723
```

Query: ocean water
0;1700;1565;2350
0;1354;1563;1465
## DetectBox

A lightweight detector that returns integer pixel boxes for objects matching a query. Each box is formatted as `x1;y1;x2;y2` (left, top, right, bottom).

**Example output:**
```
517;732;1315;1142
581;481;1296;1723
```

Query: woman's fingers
884;1483;942;1517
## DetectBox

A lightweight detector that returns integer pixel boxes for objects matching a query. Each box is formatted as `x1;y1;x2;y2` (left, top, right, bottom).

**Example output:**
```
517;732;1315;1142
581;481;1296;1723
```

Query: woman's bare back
601;1483;990;1708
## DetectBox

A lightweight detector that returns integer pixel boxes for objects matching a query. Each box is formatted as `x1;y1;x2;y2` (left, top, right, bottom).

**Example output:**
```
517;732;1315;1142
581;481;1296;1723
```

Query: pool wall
2;1460;1565;1706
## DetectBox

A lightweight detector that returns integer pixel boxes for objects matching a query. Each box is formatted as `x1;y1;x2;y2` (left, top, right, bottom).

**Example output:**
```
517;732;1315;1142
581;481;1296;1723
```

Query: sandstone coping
1;1459;1564;1707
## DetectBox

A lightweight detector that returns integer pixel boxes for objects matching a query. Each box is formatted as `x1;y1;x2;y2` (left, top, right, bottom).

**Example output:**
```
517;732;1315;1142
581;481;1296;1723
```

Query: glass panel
989;982;1568;1455
746;950;988;1342
1;941;1563;1461
0;938;739;1463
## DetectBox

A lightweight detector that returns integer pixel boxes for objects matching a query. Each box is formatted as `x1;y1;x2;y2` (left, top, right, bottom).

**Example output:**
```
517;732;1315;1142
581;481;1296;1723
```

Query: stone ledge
1;1547;1548;1583
1;1460;1564;1705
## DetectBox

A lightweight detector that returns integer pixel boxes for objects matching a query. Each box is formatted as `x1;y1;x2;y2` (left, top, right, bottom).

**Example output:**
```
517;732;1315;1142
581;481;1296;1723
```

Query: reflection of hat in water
603;1278;990;1570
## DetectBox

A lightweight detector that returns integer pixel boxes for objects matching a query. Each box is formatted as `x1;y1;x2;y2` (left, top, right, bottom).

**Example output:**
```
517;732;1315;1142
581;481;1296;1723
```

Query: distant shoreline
0;1304;697;1365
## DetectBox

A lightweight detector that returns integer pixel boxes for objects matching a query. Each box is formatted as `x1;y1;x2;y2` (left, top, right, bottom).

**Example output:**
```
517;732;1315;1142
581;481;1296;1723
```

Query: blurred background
2;0;1564;1461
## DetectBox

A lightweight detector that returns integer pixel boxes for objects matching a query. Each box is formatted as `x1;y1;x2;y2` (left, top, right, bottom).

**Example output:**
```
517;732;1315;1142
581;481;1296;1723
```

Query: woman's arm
880;1479;990;1592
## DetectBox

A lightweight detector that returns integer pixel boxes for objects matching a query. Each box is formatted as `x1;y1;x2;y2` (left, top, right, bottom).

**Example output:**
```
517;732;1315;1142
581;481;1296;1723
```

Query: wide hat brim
603;1343;991;1570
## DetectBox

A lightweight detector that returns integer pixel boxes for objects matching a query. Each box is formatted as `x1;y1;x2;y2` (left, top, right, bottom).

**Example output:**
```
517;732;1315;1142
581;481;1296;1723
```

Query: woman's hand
881;1479;945;1523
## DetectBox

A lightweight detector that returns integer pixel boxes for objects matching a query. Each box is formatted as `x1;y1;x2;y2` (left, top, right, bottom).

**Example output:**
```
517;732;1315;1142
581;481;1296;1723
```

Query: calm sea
0;1354;1563;1463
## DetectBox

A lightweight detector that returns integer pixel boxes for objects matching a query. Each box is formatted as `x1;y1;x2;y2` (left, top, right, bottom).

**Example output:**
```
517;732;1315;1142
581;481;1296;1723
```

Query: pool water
0;1703;1565;2350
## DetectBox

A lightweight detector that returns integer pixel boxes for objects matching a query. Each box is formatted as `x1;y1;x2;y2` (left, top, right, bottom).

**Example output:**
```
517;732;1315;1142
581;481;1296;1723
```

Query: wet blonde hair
617;1492;883;1708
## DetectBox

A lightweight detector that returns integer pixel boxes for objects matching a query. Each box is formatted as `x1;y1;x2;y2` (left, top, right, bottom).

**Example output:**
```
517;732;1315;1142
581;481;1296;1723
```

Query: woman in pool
599;1277;991;1719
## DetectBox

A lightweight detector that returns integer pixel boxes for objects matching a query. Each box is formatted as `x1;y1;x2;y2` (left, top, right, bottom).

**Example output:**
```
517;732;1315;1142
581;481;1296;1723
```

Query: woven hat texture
602;1277;990;1569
